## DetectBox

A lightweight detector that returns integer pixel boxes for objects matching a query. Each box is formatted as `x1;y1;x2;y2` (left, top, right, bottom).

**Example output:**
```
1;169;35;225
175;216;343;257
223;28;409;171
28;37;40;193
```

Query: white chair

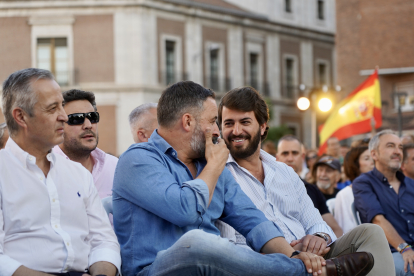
101;196;113;216
326;198;336;216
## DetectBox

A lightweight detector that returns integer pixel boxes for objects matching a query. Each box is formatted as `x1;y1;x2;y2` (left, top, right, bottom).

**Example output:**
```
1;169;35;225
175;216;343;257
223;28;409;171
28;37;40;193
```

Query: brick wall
73;15;114;83
0;17;31;82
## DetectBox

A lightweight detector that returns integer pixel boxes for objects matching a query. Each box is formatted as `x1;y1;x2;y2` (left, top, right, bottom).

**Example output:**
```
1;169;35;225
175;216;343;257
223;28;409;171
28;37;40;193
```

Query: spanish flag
318;70;381;155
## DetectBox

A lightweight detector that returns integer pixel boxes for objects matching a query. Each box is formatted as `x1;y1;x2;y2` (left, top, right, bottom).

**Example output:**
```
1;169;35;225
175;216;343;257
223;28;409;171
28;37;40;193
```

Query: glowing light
297;97;310;111
318;98;332;112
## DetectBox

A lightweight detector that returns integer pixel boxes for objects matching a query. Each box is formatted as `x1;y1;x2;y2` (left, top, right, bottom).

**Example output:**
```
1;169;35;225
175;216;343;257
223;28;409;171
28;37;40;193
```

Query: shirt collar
227;149;275;169
149;129;177;156
5;138;55;168
372;166;406;184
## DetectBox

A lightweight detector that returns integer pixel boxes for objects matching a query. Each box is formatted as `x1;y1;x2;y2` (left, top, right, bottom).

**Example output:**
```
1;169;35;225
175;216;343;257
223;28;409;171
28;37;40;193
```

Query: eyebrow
223;117;252;123
45;102;59;109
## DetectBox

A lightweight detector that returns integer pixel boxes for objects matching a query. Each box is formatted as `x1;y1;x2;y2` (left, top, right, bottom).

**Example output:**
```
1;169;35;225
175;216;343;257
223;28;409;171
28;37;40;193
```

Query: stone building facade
0;0;336;155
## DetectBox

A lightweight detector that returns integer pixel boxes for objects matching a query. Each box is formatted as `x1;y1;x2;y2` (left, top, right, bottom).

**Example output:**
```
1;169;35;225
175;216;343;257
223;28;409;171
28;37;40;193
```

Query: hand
204;128;229;171
292;251;326;275
290;235;330;256
402;248;414;273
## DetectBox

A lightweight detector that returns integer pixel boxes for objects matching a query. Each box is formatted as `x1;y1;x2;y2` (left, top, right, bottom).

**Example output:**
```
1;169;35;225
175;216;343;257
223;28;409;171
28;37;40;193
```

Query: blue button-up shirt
353;167;414;252
113;131;284;276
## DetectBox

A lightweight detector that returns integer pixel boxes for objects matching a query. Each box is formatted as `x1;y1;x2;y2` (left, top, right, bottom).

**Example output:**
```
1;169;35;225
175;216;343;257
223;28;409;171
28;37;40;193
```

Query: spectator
401;143;414;180
350;137;370;148
305;149;318;182
0;68;120;276
0;122;8;149
334;146;374;233
53;89;118;199
353;129;414;276
215;86;394;276
276;134;343;238
326;137;342;163
113;81;372;276
128;102;158;143
340;144;350;160
312;156;341;200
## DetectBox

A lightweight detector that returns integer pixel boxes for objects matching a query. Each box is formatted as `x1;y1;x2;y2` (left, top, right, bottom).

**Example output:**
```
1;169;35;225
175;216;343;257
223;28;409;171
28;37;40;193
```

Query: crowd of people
0;68;412;276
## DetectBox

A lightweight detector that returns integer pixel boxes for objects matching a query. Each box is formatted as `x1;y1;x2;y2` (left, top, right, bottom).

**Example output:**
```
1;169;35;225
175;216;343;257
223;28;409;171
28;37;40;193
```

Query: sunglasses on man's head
66;112;100;125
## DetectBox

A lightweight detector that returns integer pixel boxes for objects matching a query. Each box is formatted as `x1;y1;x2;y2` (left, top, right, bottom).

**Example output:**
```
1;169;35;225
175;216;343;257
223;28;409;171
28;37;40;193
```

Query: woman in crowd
334;145;374;233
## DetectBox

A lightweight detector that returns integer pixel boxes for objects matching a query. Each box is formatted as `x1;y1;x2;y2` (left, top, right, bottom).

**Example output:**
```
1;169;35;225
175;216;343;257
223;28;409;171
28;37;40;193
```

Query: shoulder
352;171;373;187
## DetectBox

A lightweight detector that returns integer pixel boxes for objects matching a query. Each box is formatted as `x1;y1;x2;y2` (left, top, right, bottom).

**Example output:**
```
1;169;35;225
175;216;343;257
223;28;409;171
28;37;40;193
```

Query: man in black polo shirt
277;135;343;238
353;129;414;276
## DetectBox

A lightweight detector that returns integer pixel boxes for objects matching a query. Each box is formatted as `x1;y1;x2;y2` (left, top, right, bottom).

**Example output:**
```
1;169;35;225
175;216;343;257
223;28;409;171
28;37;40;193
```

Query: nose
83;117;92;129
212;122;220;137
58;106;68;122
232;122;242;136
286;153;294;161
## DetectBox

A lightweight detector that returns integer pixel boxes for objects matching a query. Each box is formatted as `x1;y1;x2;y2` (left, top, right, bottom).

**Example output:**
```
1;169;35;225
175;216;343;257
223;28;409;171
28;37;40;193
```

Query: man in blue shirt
354;129;414;276
113;81;372;276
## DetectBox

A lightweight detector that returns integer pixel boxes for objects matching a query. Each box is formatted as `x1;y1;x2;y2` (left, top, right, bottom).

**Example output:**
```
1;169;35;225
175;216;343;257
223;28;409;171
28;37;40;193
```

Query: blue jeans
393;252;414;276
137;230;310;276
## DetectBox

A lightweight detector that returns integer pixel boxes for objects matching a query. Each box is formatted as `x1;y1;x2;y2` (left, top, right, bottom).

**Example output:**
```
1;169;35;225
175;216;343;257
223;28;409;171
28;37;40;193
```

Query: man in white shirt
216;86;394;276
128;103;158;143
53;89;118;199
0;68;120;276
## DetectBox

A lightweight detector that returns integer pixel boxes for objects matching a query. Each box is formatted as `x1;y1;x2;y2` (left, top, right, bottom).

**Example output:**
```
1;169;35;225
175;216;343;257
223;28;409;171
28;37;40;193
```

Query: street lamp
318;98;332;112
393;91;408;137
297;97;310;111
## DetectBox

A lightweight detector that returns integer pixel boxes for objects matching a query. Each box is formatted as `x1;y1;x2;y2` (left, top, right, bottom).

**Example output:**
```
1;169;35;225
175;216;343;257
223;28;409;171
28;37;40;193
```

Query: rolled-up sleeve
182;179;209;215
220;169;284;252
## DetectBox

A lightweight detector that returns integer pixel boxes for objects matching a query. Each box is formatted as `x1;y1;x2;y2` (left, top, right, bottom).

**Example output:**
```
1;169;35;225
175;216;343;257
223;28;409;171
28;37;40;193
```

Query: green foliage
265;125;293;143
265;98;274;121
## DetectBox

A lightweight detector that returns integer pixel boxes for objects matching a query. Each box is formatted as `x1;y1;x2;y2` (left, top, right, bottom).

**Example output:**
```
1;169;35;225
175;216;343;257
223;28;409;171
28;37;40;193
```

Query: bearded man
53;89;118;199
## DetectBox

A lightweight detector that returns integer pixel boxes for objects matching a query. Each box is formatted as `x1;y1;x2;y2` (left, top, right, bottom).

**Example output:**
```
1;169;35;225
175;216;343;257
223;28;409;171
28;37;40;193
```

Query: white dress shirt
0;139;121;276
216;150;336;248
334;186;357;233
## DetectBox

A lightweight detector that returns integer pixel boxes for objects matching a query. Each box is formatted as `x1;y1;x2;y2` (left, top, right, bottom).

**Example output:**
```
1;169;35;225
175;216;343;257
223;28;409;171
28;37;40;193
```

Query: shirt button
383;178;386;182
401;209;405;213
389;186;393;189
410;234;413;237
29;157;33;161
39;177;43;181
66;242;70;246
408;220;411;223
52;199;55;202
172;152;176;156
55;225;58;228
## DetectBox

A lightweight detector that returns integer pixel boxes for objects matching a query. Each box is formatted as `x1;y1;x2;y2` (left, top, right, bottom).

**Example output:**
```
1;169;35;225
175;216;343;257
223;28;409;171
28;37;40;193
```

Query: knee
176;230;229;259
360;223;385;237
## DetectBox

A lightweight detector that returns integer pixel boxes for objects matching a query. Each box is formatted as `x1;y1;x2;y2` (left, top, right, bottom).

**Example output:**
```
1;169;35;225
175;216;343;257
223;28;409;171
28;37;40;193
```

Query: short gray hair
369;129;396;152
129;103;158;127
2;68;54;136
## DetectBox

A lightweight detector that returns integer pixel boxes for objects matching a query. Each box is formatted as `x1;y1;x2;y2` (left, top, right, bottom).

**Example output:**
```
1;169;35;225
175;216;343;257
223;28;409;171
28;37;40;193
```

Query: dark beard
227;128;261;160
62;130;98;160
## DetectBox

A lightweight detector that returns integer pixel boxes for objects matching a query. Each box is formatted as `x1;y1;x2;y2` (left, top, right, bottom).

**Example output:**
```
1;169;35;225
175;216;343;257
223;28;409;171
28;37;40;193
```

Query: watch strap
290;250;301;258
313;232;329;242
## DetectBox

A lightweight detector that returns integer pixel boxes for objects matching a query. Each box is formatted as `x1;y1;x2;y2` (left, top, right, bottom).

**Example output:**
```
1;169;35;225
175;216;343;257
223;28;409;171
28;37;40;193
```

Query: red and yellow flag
318;70;381;155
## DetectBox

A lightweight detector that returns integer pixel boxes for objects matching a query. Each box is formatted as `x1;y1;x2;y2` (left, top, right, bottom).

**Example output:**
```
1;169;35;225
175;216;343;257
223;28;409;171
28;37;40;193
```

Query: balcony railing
248;81;270;97
160;71;189;86
205;75;232;92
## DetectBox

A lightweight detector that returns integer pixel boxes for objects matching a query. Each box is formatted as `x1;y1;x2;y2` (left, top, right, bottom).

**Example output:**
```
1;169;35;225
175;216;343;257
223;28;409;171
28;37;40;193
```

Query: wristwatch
290;250;301;258
313;232;329;243
397;242;409;252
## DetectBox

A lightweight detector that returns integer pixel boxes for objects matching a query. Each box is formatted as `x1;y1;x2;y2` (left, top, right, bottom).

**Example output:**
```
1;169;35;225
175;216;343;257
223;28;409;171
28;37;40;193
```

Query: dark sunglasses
66;112;100;126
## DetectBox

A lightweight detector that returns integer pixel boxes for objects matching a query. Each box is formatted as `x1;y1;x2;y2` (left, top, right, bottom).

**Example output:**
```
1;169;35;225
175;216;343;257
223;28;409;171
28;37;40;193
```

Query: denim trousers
137;229;310;276
393;251;414;276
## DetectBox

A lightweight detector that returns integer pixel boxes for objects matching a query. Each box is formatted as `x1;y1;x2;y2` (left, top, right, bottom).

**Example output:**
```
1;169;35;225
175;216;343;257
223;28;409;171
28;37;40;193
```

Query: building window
317;0;324;20
285;0;292;13
318;63;327;87
37;38;68;86
210;49;219;91
165;40;176;85
285;58;294;99
250;53;259;89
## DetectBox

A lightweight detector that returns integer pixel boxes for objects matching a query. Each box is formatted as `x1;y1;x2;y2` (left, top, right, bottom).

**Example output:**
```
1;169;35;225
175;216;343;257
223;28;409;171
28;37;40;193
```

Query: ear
371;149;378;162
181;113;193;133
260;123;267;136
137;130;147;143
12;108;28;130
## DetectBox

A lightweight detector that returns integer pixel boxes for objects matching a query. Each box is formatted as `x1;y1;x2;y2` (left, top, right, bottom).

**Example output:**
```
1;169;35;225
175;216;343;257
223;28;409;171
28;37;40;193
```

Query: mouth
81;134;95;139
231;138;247;146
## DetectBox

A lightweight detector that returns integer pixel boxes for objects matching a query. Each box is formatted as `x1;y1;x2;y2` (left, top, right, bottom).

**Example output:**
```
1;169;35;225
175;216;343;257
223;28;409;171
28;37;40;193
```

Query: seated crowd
0;68;412;276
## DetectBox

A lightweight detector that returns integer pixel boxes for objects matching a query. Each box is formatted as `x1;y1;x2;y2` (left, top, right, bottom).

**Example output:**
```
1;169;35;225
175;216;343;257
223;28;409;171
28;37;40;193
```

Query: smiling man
53;89;118;199
0;68;120;276
312;156;341;200
353;130;414;276
215;86;394;276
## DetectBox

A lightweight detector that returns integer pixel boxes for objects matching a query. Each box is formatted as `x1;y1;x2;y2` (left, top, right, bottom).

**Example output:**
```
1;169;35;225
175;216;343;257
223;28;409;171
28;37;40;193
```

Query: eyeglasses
66;112;100;125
